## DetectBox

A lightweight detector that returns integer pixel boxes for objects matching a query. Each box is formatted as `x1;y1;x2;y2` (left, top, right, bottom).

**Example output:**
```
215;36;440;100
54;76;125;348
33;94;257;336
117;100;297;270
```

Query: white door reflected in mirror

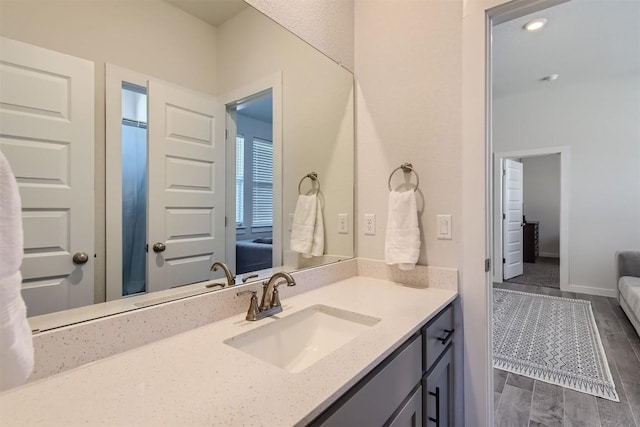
0;37;95;316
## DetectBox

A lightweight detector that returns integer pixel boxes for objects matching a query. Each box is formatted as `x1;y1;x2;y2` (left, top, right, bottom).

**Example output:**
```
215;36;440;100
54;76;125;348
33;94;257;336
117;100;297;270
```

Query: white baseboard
562;283;617;298
539;252;560;258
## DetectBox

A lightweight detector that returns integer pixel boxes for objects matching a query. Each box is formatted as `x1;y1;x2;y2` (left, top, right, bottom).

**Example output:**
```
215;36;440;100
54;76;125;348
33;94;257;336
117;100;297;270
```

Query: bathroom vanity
0;276;457;426
310;303;454;426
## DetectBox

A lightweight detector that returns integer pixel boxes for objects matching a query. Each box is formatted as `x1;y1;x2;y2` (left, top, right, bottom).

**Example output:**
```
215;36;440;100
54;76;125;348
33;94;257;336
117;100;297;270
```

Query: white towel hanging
0;151;34;390
385;190;420;270
290;194;324;258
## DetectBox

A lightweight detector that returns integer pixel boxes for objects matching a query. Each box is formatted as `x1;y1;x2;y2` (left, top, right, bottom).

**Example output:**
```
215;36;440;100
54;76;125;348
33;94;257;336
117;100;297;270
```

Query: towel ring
388;163;419;192
298;172;320;195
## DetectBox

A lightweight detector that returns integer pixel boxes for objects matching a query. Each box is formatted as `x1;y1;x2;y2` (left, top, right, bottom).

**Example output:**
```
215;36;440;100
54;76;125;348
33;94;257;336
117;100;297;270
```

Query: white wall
494;75;640;295
246;0;354;71
0;1;218;304
217;6;355;259
121;90;147;123
354;0;462;270
522;154;560;257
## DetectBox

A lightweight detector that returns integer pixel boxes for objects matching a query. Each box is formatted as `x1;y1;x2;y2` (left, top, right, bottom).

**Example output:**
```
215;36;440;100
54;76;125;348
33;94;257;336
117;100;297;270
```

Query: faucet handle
270;280;288;308
237;290;260;321
237;290;256;296
205;282;225;289
242;273;259;283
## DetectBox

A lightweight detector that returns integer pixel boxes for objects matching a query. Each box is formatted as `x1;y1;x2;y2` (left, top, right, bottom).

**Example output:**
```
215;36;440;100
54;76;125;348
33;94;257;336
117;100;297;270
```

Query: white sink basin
224;304;381;373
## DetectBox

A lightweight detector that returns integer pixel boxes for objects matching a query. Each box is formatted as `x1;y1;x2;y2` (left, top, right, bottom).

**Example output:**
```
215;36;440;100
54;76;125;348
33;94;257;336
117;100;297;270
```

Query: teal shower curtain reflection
121;123;147;296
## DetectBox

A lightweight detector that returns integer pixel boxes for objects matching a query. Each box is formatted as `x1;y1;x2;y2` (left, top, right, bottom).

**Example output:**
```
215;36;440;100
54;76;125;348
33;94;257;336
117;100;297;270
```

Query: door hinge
484;258;491;272
503;213;506;220
145;244;149;253
225;216;227;227
225;129;228;141
503;258;506;264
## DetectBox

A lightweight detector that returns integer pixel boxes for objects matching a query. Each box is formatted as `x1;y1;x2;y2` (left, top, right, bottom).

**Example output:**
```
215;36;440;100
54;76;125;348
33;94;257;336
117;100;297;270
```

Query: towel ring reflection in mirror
388;163;419;192
298;172;320;195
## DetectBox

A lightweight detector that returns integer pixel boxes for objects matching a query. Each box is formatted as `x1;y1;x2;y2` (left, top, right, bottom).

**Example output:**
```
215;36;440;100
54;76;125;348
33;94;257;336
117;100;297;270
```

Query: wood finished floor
493;282;640;427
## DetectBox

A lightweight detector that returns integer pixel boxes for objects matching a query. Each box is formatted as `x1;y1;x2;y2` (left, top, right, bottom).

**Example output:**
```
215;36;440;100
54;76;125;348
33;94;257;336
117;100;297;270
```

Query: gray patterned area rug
493;288;619;401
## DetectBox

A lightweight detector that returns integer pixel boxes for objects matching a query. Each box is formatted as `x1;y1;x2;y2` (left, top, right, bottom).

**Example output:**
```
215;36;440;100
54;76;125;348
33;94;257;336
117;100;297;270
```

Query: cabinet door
388;386;423;427
424;345;453;427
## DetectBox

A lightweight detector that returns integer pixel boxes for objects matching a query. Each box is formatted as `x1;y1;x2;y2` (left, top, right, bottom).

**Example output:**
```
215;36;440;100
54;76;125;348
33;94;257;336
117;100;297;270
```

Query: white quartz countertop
0;276;457;426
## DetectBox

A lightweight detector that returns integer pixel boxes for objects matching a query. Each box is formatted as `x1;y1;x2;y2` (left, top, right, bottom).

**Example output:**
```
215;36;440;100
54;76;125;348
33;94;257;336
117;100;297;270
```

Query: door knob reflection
152;242;166;253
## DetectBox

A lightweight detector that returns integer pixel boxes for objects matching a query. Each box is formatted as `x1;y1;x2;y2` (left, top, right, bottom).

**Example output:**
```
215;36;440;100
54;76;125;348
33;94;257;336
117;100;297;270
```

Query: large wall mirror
0;0;354;331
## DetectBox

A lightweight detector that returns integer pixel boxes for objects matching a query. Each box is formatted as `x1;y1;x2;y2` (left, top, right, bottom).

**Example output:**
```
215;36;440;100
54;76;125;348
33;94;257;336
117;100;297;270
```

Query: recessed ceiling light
541;74;560;82
524;18;547;31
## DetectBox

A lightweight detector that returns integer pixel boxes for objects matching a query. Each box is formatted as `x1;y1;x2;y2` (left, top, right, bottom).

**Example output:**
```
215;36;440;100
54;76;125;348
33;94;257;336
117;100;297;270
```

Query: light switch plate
436;215;452;240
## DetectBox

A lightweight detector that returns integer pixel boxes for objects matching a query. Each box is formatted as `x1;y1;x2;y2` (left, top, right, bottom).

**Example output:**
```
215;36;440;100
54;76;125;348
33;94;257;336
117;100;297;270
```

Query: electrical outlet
338;214;348;234
365;214;376;235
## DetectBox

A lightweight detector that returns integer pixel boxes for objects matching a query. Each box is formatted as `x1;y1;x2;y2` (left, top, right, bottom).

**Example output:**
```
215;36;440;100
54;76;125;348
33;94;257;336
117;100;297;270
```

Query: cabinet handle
428;386;440;426
436;329;454;346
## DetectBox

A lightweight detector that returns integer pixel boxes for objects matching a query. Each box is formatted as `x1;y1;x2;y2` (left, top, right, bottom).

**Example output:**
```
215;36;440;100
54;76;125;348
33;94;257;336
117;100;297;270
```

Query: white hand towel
308;197;324;258
290;194;317;254
385;190;420;270
0;151;34;391
290;194;324;258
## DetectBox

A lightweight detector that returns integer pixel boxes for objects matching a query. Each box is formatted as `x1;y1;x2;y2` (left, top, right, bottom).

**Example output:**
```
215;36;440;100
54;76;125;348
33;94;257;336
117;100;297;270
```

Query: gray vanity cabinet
310;302;455;427
424;346;453;427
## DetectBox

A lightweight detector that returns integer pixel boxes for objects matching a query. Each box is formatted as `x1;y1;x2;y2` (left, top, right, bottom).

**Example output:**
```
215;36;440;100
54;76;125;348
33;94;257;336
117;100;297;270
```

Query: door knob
72;252;89;265
152;242;166;253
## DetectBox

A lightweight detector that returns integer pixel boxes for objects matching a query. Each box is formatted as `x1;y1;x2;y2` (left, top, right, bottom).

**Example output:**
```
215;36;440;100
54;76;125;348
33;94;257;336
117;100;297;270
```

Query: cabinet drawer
319;335;422;426
423;305;454;371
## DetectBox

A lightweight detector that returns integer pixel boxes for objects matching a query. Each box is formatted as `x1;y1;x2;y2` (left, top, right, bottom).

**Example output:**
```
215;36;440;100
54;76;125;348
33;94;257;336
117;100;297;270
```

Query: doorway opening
493;149;568;291
228;90;274;275
487;0;640;424
106;64;224;302
220;72;282;279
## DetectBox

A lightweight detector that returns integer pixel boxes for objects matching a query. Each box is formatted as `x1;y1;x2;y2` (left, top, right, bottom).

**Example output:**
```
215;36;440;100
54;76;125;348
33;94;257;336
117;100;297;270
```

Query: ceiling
492;0;640;98
165;0;247;27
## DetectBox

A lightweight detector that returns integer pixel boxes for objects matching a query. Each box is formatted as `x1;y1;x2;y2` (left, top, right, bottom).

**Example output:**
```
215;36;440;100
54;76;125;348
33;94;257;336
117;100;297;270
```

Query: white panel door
503;159;524;280
0;37;94;316
147;81;224;292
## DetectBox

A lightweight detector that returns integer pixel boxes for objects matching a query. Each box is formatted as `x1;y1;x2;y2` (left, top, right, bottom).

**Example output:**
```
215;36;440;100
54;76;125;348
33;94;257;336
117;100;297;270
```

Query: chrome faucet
207;261;235;288
237;271;296;321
